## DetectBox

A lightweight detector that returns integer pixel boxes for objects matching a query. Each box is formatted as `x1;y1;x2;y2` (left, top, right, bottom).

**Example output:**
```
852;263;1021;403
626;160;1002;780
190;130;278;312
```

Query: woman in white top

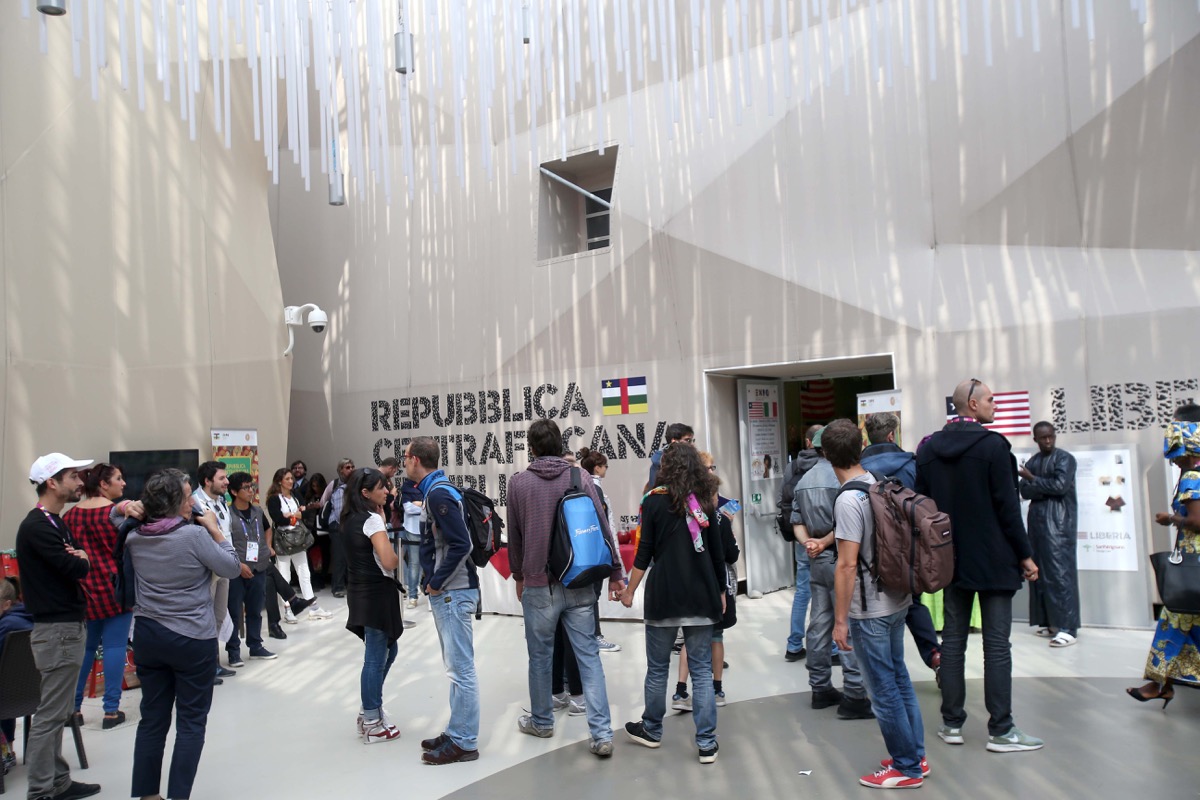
266;468;332;620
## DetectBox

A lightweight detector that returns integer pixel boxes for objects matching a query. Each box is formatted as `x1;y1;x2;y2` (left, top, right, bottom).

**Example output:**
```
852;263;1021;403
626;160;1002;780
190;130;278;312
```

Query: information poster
746;384;782;481
211;429;260;503
857;390;904;447
1017;446;1139;572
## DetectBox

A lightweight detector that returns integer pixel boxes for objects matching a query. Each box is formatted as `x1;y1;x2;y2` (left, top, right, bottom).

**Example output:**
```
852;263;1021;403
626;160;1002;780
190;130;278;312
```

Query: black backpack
429;480;504;568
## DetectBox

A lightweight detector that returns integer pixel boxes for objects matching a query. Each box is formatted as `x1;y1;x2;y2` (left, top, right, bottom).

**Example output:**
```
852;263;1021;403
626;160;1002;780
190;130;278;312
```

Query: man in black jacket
915;379;1043;754
16;452;102;800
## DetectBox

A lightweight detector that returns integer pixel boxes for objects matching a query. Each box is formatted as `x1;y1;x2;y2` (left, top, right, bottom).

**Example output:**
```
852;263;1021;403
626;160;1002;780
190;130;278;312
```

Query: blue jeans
521;584;612;743
806;555;865;698
787;544;811;651
132;617;217;800
940;586;1015;735
430;588;480;751
402;542;422;599
74;612;134;714
360;626;399;721
642;624;717;750
851;611;924;780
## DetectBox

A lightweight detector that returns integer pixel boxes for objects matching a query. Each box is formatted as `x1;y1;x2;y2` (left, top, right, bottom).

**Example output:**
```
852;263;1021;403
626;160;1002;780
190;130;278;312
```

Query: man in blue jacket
916;380;1043;754
408;437;480;766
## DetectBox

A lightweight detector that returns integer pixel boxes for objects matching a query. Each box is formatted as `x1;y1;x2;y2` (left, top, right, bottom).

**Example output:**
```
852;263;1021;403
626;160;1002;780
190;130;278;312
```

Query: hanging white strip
668;0;680;125
633;0;644;80
647;0;657;62
763;0;775;116
134;0;145;107
739;0;750;106
598;0;609;95
926;0;937;80
505;2;519;174
613;0;625;74
590;0;605;150
883;0;893;87
727;0;743;119
232;0;242;44
557;0;567;159
958;0;968;56
71;0;82;80
1070;0;1080;29
661;0;674;137
248;0;260;141
821;0;832;88
480;0;494;181
530;0;543;164
285;0;299;164
96;0;107;67
901;0;911;68
451;0;465;180
1137;0;1145;26
22;0;30;17
188;0;200;94
780;0;792;99
159;0;168;101
118;0;129;89
982;0;992;67
223;0;231;147
867;0;877;79
705;0;716;117
89;0;100;101
1014;0;1023;38
568;0;579;103
801;0;811;101
176;0;187;120
1084;0;1094;41
625;0;636;141
209;0;222;134
840;0;850;94
1031;0;1040;53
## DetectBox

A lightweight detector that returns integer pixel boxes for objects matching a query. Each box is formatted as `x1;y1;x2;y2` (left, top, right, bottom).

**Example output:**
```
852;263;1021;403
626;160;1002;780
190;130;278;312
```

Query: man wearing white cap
15;452;102;800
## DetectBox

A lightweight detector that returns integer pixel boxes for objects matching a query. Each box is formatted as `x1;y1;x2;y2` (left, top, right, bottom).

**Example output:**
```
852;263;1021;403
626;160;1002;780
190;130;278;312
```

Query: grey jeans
27;621;87;798
806;554;865;699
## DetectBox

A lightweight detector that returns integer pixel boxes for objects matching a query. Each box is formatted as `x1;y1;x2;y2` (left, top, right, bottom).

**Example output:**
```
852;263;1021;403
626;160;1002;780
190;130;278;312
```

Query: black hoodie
915;421;1033;592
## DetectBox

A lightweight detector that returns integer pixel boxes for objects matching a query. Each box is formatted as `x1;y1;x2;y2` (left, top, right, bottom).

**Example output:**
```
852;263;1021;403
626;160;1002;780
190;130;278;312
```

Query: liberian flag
748;401;778;419
602;376;648;415
944;390;1032;437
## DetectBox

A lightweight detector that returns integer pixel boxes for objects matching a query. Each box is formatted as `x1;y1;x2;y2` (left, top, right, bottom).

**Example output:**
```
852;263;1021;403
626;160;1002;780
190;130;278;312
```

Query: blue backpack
548;468;616;588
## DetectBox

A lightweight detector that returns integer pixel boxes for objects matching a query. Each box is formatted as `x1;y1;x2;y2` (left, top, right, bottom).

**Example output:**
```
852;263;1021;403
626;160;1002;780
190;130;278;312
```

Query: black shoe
289;595;318;616
421;733;449;751
52;781;102;800
101;710;126;729
421;739;480;765
332;590;346;598
785;648;807;662
837;696;876;720
623;721;662;748
216;666;236;678
213;677;224;686
830;653;842;666
269;624;288;640
811;688;843;709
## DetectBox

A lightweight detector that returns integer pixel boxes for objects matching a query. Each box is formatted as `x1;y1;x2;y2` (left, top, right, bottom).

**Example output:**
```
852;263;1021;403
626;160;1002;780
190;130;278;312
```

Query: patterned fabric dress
1144;470;1200;686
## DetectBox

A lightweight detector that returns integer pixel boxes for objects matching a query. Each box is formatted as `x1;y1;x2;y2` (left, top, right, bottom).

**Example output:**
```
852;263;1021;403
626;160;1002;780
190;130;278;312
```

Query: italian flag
602;376;648;415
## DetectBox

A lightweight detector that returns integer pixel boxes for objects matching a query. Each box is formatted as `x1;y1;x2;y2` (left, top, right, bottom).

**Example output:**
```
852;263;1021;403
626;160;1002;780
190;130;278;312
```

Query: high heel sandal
1126;684;1175;709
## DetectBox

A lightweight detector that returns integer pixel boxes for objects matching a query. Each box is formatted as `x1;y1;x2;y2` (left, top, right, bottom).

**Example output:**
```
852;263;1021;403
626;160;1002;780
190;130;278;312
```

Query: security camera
283;304;329;356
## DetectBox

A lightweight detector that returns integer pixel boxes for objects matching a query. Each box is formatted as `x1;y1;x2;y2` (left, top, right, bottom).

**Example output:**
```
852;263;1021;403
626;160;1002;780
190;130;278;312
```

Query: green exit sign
752;492;762;504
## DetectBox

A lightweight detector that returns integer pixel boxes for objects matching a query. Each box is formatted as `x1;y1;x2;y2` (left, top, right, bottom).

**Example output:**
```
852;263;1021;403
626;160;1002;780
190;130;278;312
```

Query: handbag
1149;530;1200;615
275;520;315;556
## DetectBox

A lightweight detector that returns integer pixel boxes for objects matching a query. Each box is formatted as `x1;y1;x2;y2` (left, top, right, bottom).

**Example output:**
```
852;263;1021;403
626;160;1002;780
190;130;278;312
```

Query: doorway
703;353;896;595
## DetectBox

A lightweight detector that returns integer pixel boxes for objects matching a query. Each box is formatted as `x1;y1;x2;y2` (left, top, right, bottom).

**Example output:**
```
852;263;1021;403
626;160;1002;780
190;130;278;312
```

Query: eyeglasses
707;465;718;472
966;378;981;404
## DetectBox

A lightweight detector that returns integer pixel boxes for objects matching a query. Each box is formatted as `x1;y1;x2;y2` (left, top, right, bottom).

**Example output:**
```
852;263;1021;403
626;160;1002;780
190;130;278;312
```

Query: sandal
1034;628;1053;638
1049;632;1076;648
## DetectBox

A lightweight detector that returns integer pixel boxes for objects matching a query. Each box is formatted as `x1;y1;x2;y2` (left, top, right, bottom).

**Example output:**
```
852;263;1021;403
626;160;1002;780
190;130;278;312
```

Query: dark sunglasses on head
966;378;981;404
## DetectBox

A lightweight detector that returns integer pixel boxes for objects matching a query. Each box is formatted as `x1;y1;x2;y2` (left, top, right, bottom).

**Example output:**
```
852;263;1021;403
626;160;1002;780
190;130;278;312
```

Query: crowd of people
2;377;1196;797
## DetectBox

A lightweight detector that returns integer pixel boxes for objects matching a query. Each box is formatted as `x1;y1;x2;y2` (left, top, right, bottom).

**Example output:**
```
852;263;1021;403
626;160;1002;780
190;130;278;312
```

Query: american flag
800;379;836;418
944;391;1032;437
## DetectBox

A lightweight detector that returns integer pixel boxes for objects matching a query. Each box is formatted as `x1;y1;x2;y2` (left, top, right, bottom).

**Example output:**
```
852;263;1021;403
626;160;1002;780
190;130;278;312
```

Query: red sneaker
860;766;924;789
880;756;930;777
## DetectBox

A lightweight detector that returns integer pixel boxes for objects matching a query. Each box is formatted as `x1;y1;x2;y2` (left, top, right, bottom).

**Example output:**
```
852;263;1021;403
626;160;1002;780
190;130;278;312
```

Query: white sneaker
407;598;419;609
308;605;333;620
363;720;401;744
568;695;586;716
283;606;297;624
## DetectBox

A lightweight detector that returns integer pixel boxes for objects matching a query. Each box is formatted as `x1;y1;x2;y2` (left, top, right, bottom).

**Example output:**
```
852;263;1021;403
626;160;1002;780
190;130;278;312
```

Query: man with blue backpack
407;437;482;766
508;419;625;758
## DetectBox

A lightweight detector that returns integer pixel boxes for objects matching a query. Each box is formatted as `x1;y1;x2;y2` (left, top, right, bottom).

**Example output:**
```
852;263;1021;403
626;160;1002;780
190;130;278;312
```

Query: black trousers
552;619;583;696
329;522;348;593
264;564;296;627
905;597;941;667
131;617;217;800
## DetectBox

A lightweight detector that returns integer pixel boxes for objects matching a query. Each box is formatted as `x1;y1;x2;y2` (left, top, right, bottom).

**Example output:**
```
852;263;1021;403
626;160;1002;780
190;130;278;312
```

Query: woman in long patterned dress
1127;418;1200;707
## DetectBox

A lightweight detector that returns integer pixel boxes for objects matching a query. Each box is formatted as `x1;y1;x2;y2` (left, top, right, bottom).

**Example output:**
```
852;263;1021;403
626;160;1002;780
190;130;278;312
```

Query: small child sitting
0;577;34;773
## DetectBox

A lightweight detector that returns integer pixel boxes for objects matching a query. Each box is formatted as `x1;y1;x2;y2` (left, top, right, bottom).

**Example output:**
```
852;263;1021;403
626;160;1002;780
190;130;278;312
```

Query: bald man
915;379;1043;753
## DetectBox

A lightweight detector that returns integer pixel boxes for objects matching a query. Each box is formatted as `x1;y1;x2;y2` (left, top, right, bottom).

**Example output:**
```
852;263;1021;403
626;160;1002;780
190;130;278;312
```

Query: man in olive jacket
915;379;1043;754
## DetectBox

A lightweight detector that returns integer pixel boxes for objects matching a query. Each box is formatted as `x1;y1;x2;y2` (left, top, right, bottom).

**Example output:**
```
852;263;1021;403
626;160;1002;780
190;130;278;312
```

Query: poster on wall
1017;446;1139;572
746;384;782;480
857;390;904;447
211;429;259;502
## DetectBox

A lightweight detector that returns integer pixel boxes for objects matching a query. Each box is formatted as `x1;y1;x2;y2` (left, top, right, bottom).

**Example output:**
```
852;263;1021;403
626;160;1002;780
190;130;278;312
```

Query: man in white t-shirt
826;419;926;791
193;461;236;682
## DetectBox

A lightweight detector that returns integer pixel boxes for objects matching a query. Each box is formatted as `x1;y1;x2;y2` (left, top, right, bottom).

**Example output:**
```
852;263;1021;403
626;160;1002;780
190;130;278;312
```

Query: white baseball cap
29;453;93;484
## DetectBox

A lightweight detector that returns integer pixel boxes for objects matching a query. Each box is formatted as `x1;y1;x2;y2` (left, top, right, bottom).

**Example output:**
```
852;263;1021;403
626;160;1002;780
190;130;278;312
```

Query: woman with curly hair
1127;409;1200;707
620;443;726;764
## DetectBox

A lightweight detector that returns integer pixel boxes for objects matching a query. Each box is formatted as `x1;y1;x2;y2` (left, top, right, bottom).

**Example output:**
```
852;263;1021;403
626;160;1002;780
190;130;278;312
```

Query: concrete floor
4;590;1192;799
